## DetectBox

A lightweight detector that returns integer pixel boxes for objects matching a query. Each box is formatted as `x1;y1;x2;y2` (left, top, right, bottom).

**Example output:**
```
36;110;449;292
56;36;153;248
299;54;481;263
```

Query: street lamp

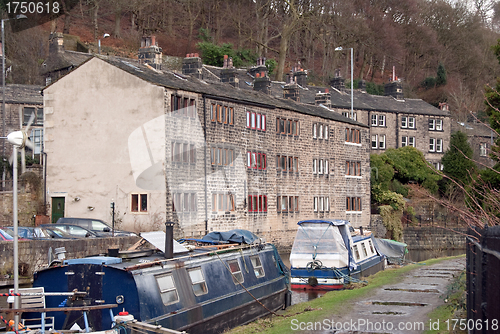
98;33;110;55
1;14;26;327
335;47;354;120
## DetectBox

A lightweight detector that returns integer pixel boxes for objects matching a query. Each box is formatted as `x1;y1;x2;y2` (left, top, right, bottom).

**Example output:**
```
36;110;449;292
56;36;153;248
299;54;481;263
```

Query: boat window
156;274;179;305
368;240;375;254
188;268;208;296
352;245;360;260
250;256;265;278
361;243;368;257
227;260;244;284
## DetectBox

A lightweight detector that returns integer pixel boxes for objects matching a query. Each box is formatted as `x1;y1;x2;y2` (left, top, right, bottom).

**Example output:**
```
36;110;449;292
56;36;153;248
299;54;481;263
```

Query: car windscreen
90;220;110;232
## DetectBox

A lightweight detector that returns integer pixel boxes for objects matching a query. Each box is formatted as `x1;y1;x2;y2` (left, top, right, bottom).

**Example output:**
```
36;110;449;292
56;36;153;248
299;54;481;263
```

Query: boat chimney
165;221;174;259
359;226;364;235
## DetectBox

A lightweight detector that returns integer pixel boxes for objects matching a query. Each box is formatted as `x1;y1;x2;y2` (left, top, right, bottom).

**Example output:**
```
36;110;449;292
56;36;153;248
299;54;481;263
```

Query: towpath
305;257;466;334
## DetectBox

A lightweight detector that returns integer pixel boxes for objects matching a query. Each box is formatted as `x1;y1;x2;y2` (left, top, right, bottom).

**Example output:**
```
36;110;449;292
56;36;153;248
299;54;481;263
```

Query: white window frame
408;117;415;129
436;138;443;152
429;119;435;130
408;137;415;147
378;115;386;127
324;125;329;139
324;159;329;175
312;123;317;138
371;135;378;149
379;135;386;149
312;159;317;174
319;124;323;139
371;114;378;126
429;138;435;152
401;136;408;147
313;197;318;212
480;143;488;156
401;116;407;128
436;119;443;131
318;159;323;174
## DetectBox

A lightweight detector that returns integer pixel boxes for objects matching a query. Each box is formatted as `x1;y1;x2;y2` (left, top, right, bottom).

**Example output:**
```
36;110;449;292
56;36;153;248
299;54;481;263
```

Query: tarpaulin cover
202;229;260;244
374;238;408;264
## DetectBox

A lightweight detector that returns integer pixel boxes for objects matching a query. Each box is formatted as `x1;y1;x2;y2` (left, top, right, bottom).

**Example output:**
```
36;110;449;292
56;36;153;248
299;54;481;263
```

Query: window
401;136;415;147
345;161;361;176
276;155;297;172
250;255;265;278
248;195;267;212
313;123;329;140
480;143;488;156
371;114;377;126
401;116;407;128
211;103;233;124
312;159;317;174
23;107;36;125
156;274;179;305
277;118;299;136
345;128;361;144
368;240;375;254
312;123;317;138
371;135;385;149
429;119;443;131
318;124;323;139
342;111;357;120
211;147;234;167
131;194;148;213
408;117;415;129
361;243;368;257
277;196;299;213
346;197;362;212
429;138;435;152
378;115;386;127
313;196;330;212
188;268;208;296
379;135;386;149
212;193;235;212
171;96;197;118
353;245;360;260
172;193;197;213
247;151;266;170
31;129;43;155
324;125;329;139
313;159;329;175
172;142;196;164
227;260;244;284
436;138;443;152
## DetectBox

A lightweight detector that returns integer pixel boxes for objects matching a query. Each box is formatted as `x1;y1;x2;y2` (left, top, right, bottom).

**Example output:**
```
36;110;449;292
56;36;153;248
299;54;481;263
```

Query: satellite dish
8;112;35;173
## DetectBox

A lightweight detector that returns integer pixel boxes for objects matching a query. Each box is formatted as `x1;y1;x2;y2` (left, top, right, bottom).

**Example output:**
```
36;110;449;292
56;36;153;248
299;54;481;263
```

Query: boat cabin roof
297;219;349;226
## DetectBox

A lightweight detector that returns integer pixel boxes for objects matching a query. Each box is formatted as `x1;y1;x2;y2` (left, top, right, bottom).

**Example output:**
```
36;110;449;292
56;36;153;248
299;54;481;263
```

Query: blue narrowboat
289;220;386;290
29;230;291;334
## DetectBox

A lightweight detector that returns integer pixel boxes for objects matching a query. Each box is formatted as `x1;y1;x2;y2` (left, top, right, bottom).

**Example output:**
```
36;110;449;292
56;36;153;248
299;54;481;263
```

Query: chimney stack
384;68;404;100
283;71;300;102
252;57;271;94
221;55;239;88
315;88;331;108
439;102;449;111
292;61;307;87
49;32;65;54
330;68;346;91
138;36;163;70
164;221;174;259
182;53;202;78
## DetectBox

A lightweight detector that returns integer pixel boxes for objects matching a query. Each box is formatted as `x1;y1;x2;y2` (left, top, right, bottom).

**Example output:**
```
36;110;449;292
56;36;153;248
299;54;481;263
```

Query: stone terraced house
42;49;370;247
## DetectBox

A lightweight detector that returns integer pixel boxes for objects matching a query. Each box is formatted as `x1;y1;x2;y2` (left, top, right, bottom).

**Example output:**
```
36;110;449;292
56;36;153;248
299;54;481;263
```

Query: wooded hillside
3;0;500;121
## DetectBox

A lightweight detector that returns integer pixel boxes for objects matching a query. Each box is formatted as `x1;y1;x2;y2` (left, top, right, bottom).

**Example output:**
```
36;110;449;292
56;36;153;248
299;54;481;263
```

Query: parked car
41;224;99;238
1;226;75;240
53;218;137;237
0;228;14;241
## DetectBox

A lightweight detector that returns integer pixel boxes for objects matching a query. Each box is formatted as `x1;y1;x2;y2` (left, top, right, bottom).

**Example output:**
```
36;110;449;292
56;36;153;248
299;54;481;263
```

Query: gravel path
301;257;466;334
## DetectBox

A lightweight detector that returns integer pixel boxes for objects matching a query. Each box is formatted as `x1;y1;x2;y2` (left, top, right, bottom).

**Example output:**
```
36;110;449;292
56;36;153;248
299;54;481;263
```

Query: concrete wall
0;236;140;277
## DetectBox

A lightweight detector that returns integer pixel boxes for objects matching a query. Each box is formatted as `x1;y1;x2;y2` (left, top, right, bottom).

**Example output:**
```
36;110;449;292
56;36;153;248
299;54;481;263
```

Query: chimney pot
256;73;260;78
151;36;156;46
325;88;329;93
195;53;199;57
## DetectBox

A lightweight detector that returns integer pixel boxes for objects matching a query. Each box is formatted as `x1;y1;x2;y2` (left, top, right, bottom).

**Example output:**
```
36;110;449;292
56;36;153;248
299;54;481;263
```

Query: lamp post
335;47;354;120
1;15;26;327
98;33;110;55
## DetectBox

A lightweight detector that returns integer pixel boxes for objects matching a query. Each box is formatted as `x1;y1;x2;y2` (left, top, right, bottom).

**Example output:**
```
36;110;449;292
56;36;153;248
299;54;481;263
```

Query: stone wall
402;226;467;250
0;236;140;277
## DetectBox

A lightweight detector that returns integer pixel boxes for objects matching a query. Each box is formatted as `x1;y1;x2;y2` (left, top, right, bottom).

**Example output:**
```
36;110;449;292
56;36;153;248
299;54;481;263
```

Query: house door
51;197;65;223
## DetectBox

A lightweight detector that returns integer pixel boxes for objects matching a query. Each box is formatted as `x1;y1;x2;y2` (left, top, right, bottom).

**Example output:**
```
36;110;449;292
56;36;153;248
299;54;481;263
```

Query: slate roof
206;64;449;117
3;84;43;104
61;56;368;128
40;50;92;75
453;120;497;138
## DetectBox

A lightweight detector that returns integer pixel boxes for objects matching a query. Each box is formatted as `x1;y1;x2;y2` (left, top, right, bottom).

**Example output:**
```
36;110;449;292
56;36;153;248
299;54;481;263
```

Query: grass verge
225;255;465;334
423;269;467;334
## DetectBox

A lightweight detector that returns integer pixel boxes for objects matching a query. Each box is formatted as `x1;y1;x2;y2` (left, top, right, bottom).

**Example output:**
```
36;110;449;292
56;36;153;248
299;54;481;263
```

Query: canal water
280;248;465;305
